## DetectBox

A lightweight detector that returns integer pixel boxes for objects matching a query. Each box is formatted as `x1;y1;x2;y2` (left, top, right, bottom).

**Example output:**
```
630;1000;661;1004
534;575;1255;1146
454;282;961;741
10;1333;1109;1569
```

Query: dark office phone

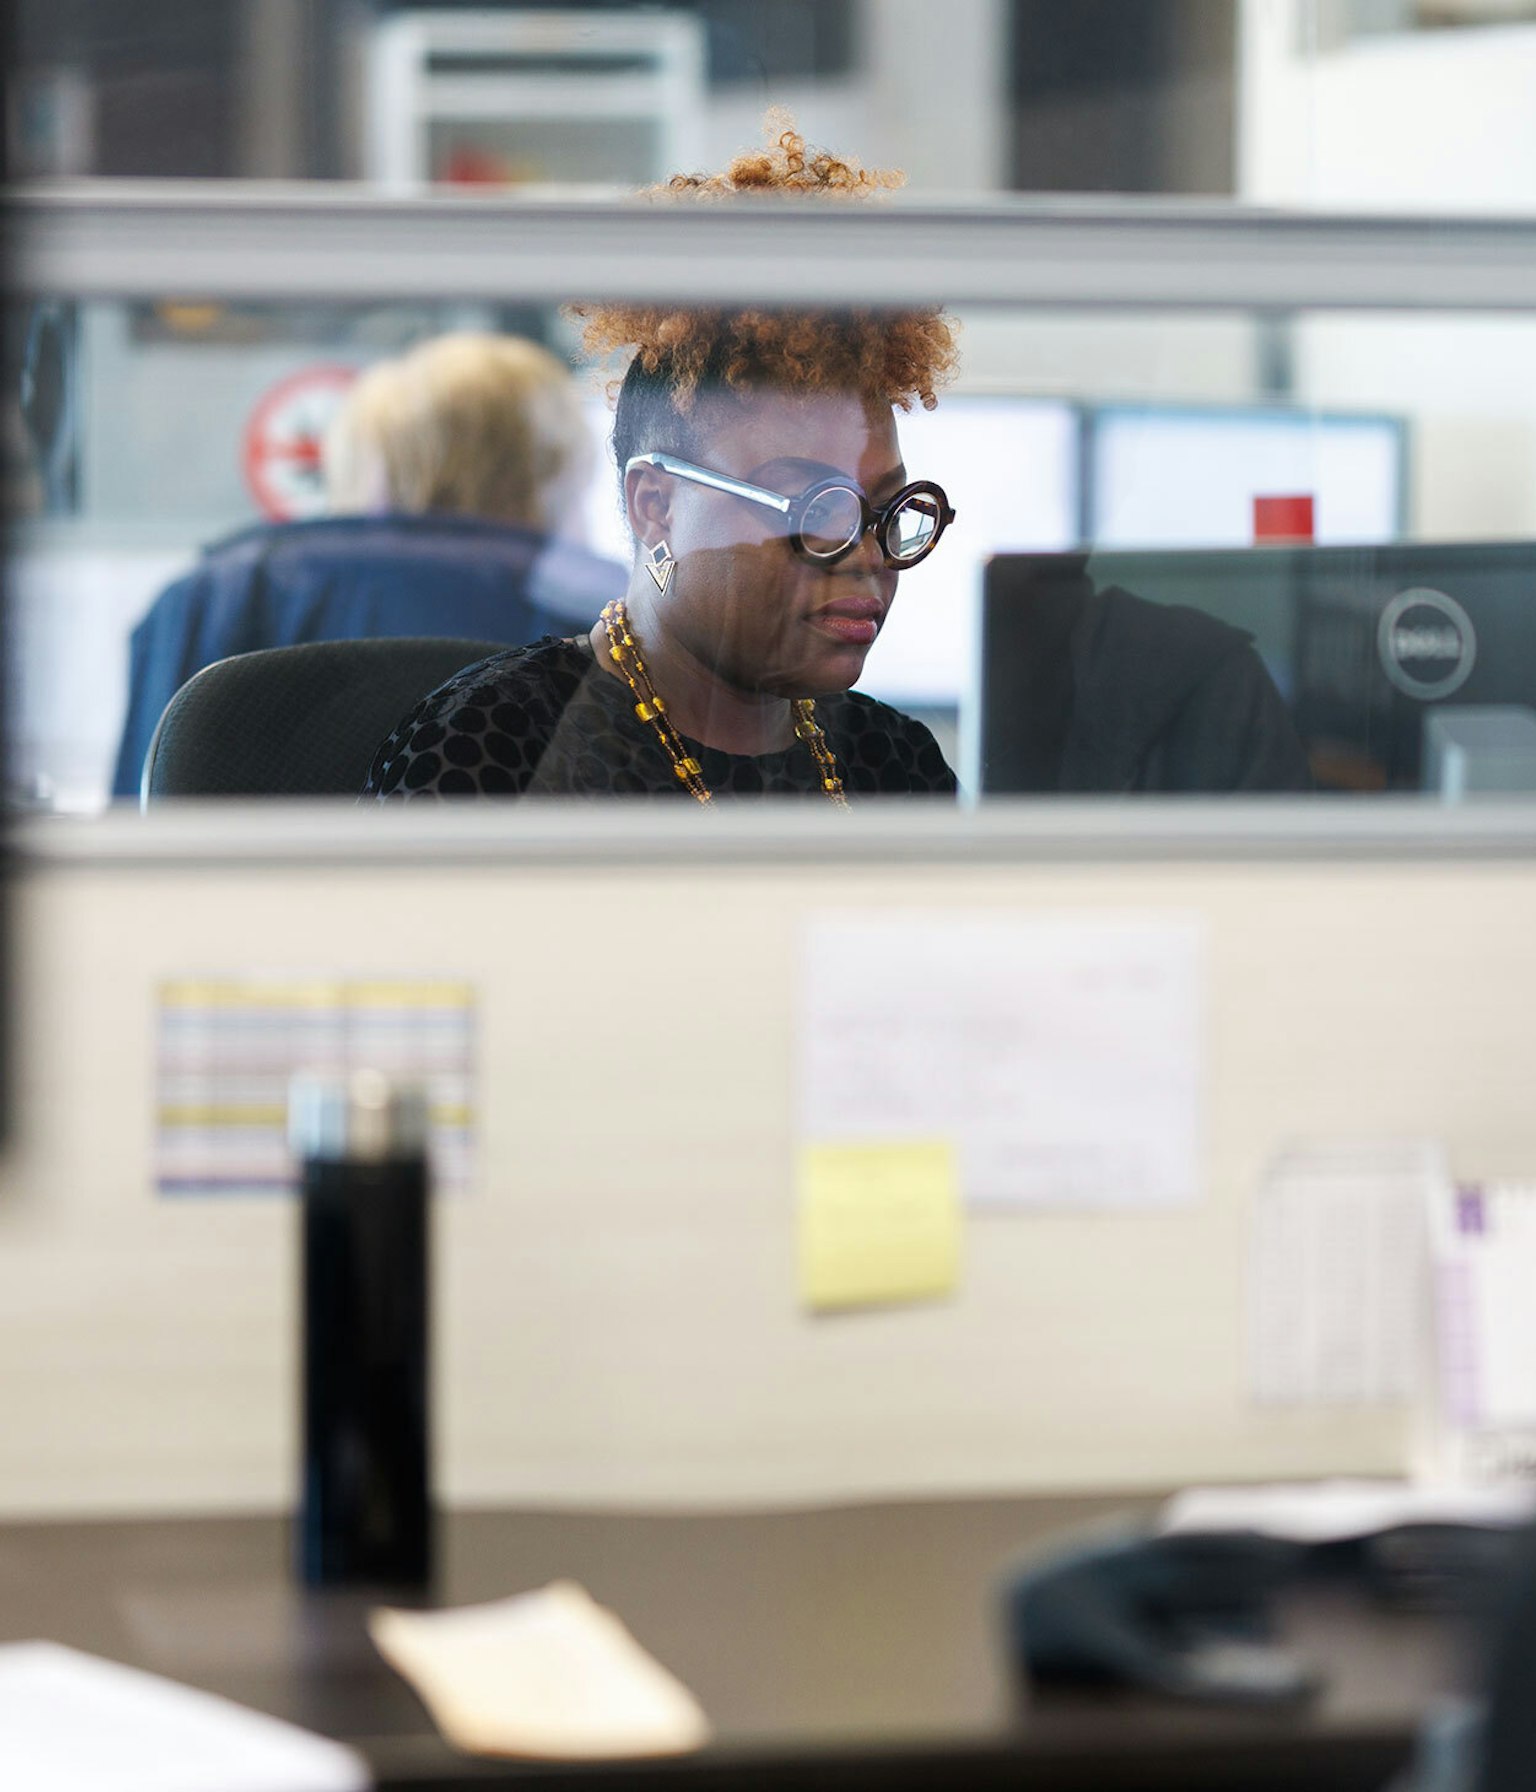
1003;1522;1516;1707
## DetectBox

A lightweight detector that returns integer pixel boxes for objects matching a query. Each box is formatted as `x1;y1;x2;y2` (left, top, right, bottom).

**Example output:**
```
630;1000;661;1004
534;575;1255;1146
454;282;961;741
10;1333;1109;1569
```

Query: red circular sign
242;363;358;521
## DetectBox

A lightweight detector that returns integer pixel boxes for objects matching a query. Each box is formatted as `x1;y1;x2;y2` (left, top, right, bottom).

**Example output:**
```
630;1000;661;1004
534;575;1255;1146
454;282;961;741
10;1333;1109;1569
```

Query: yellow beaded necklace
600;599;849;808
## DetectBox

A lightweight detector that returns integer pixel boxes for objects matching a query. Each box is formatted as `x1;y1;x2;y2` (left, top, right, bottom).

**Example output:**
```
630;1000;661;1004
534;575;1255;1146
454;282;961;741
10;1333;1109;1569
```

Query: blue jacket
112;513;627;799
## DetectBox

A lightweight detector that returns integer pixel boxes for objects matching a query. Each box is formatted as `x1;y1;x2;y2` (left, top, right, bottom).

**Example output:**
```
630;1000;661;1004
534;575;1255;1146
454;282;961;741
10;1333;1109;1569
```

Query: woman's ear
623;461;674;548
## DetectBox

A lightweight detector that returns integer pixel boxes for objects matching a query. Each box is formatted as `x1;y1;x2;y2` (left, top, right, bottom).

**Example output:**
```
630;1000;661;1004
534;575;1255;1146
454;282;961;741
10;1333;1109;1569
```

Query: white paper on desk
1160;1478;1536;1543
1249;1139;1442;1406
0;1641;369;1792
799;912;1203;1209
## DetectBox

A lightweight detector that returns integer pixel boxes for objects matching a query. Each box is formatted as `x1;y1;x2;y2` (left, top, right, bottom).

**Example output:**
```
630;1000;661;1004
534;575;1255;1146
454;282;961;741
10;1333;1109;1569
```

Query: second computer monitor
980;541;1536;795
1087;404;1407;549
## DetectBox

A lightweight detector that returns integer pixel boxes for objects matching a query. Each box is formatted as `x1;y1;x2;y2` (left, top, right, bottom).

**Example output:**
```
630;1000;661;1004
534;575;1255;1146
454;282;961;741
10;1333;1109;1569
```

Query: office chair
140;636;508;803
1475;1521;1536;1792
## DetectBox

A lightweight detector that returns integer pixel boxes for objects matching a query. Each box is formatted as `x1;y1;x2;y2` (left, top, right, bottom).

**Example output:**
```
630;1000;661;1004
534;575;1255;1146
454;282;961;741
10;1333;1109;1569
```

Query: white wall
1295;314;1536;540
688;0;1011;195
1239;2;1536;542
1239;1;1536;213
956;311;1263;405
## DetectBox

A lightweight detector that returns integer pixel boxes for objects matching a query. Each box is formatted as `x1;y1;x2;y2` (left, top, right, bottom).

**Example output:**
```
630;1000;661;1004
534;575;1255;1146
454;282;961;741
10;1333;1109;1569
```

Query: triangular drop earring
644;539;676;595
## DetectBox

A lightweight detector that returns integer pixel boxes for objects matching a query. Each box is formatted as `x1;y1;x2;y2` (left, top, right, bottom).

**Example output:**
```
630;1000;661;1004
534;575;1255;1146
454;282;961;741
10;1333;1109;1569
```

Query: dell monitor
980;542;1536;795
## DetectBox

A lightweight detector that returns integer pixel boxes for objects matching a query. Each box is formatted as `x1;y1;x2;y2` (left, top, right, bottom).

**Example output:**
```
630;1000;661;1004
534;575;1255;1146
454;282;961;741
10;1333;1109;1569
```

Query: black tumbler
292;1070;432;1588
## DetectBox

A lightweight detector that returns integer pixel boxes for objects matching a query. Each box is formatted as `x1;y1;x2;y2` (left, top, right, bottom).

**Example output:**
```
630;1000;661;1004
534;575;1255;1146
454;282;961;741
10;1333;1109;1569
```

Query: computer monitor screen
581;393;1081;709
980;542;1536;794
858;397;1079;707
1088;405;1407;549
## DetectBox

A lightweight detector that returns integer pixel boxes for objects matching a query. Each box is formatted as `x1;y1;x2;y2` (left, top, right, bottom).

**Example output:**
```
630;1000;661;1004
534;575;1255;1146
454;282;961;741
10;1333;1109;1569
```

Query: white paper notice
1430;1182;1536;1481
799;912;1203;1210
1249;1140;1441;1406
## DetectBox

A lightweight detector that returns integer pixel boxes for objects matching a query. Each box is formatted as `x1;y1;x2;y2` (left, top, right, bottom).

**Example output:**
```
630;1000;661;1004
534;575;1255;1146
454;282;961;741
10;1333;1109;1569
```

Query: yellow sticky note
797;1141;961;1312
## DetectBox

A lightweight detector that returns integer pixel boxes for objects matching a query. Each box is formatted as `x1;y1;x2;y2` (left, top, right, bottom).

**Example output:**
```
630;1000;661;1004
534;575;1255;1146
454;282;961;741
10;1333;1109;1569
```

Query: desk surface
0;1495;1474;1791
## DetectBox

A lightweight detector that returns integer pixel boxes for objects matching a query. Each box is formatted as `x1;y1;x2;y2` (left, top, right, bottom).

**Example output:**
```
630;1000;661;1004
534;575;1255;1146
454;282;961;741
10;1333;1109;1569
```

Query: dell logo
1377;587;1477;700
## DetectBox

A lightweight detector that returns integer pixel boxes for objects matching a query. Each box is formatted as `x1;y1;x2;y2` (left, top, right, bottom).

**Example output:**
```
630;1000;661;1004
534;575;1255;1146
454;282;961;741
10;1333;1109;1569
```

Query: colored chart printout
156;978;475;1196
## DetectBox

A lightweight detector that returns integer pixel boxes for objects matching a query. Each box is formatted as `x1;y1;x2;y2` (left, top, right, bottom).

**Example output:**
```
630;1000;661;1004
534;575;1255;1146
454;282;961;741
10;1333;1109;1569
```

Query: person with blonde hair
322;332;592;536
112;331;624;800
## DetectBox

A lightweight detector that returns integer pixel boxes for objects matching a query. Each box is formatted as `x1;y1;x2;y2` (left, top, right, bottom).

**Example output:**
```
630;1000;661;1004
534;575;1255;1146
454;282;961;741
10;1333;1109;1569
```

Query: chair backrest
141;637;509;802
1477;1522;1536;1792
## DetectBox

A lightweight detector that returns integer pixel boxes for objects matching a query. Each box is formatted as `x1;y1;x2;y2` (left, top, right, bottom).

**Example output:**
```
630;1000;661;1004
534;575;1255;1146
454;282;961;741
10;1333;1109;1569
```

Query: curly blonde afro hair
659;108;906;202
571;119;957;495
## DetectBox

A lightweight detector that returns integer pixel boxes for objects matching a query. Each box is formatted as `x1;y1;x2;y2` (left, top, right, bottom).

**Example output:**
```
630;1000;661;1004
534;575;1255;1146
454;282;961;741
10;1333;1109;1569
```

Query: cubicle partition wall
2;805;1535;1519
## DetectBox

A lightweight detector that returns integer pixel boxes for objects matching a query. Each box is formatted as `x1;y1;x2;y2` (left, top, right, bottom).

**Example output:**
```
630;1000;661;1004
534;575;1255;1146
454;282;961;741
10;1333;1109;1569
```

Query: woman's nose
842;523;886;573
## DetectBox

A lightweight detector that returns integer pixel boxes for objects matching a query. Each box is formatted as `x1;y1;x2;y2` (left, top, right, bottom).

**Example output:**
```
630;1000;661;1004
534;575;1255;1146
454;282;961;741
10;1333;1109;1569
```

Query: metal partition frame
22;797;1536;871
7;181;1536;312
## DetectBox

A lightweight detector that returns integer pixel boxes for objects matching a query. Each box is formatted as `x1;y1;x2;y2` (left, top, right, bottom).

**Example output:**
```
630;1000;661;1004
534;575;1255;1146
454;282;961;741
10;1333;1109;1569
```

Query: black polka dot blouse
363;635;958;801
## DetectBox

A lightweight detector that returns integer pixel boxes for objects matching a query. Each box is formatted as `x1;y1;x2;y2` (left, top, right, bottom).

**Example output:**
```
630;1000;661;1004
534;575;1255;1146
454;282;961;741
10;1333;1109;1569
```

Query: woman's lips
807;601;884;646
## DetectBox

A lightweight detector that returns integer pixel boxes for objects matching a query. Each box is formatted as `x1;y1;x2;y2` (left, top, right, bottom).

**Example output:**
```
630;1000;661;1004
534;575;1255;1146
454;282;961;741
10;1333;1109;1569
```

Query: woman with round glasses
365;126;960;804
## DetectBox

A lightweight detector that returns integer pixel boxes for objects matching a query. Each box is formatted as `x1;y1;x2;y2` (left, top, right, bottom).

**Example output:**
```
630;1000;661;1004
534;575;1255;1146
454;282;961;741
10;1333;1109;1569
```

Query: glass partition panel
8;288;1536;810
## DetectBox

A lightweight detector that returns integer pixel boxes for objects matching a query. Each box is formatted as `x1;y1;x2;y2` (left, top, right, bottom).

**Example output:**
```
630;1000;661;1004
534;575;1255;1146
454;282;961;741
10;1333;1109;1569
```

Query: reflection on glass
6;6;1536;810
978;542;1536;797
367;370;961;802
352;121;964;806
10;143;1536;810
14;283;1536;809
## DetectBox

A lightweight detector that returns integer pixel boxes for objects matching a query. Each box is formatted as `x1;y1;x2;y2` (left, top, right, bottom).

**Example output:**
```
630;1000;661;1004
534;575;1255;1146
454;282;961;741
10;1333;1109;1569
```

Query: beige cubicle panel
0;803;1532;1520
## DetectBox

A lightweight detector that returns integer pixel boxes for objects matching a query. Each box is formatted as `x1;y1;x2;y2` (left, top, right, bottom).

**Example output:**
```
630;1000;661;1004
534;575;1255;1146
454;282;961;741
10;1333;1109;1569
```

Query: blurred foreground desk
0;1495;1470;1791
